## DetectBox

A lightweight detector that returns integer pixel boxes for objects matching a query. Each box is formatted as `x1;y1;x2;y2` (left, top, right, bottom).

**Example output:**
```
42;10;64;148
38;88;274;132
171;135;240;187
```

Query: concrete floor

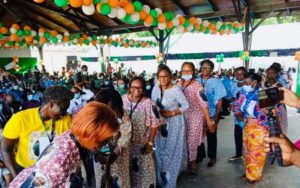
177;107;300;188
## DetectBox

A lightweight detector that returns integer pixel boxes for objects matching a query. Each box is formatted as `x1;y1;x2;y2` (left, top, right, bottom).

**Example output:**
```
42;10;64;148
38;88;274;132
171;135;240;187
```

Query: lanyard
200;76;211;88
129;96;143;120
159;82;170;102
182;79;194;91
38;109;56;143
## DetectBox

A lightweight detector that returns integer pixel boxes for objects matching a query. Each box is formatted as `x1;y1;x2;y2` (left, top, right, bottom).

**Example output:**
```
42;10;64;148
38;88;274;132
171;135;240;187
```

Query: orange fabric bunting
108;0;119;8
157;14;166;23
69;0;83;8
124;3;134;14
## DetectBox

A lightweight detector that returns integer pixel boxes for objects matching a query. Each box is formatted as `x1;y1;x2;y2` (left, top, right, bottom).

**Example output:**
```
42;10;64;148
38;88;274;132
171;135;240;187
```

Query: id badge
39;136;50;155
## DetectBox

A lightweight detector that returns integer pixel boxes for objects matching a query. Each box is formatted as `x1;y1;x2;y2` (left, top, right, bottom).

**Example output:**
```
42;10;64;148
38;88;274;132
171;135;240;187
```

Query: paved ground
177;107;300;188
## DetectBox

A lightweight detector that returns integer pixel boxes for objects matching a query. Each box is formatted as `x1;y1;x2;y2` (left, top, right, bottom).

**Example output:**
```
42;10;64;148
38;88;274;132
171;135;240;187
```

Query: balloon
142;5;150;14
124;3;134;14
25;35;33;43
0;33;2;39
177;25;184;33
178;16;185;25
133;1;142;12
183;19;190;28
64;31;70;36
187;25;193;32
130;12;140;22
33;0;45;3
12;24;20;30
54;0;68;7
10;28;17;34
172;18;179;26
31;30;37;37
139;10;147;20
157;14;166;23
57;34;63;40
203;20;209;27
44;32;50;39
82;4;95;15
108;0;119;8
69;0;83;8
93;0;101;4
108;8;117;18
10;34;19;41
23;25;31;31
51;37;58;43
117;8;126;19
84;39;90;45
166;21;173;29
158;22;166;30
17;30;24;37
101;3;112;15
83;0;93;6
150;9;158;18
244;56;249;61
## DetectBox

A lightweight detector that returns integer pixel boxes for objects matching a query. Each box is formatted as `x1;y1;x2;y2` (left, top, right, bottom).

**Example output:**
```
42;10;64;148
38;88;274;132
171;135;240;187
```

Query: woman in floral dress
122;77;161;188
152;65;189;188
177;62;216;175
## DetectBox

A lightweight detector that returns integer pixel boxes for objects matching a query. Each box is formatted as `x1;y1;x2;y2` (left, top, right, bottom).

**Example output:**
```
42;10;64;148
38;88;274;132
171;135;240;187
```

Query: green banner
0;57;37;74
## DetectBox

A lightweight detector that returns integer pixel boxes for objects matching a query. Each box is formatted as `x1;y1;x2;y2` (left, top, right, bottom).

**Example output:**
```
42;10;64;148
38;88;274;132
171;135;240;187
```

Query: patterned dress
94;111;132;188
233;89;269;181
151;85;189;188
10;131;81;187
178;81;207;162
122;95;161;188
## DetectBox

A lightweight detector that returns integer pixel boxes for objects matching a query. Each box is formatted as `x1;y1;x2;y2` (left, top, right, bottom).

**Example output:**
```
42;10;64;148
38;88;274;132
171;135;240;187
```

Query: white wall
0;48;32;57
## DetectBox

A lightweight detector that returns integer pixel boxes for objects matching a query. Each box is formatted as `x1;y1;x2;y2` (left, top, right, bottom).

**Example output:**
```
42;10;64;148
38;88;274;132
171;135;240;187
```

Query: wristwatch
172;111;175;116
148;141;153;146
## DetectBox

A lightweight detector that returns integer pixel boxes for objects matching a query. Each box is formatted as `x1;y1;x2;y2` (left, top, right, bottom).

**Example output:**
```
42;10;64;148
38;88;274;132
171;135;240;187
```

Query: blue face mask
27;94;33;101
104;81;110;86
242;85;253;93
181;74;193;81
146;85;151;90
74;93;81;99
119;84;125;89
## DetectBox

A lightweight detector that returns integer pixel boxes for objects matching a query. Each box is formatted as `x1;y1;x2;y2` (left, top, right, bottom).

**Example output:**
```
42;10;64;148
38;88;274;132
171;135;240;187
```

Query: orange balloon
25;35;33;43
82;34;88;39
33;0;45;3
108;0;119;8
166;21;173;29
124;3;134;14
157;14;166;23
208;23;215;30
91;40;97;46
10;34;19;41
51;30;58;36
178;16;185;25
12;24;20;30
40;37;47;43
124;43;129;48
23;25;31;31
194;24;200;31
139;10;147;20
119;0;129;8
83;0;93;6
78;38;83;45
96;2;102;12
69;0;83;8
144;15;153;25
63;36;70;42
39;28;45;33
1;27;8;34
189;17;197;25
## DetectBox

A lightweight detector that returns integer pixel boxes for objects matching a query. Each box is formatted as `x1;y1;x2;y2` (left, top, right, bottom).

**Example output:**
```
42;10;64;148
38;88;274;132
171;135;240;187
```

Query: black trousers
197;130;218;160
234;124;243;157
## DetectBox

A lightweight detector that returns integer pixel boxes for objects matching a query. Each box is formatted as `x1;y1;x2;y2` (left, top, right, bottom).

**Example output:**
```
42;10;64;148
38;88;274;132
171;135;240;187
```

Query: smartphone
258;87;284;108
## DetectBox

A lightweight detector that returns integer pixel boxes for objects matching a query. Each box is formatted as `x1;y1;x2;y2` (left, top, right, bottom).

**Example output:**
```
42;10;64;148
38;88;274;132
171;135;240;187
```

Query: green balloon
0;22;2;28
101;3;111;15
51;37;58;43
24;30;31;36
69;35;73;40
112;41;118;47
19;40;24;45
220;54;224;58
54;0;68;8
93;0;101;4
17;30;24;37
122;15;131;23
92;35;97;41
150;9;158;18
84;39;90;45
152;19;158;26
100;39;105;44
133;1;142;12
75;33;81;39
45;32;50;39
0;33;3;39
183;19;190;28
244;56;249;61
8;41;14;46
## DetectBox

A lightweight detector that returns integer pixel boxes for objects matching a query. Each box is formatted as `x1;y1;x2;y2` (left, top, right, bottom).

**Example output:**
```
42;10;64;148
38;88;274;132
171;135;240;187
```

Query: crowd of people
0;59;298;188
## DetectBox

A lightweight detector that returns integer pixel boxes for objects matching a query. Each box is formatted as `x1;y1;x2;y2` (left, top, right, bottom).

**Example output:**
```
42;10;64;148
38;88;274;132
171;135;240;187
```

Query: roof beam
173;0;190;16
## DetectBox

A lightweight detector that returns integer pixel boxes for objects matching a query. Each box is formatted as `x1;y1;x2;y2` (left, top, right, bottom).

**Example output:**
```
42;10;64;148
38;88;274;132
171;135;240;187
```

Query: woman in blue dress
151;65;189;188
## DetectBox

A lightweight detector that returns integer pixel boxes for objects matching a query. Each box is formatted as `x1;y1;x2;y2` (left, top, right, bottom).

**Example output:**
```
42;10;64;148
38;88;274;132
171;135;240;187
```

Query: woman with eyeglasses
178;62;216;175
122;77;161;188
9;102;120;187
151;65;189;188
233;72;271;184
93;88;132;188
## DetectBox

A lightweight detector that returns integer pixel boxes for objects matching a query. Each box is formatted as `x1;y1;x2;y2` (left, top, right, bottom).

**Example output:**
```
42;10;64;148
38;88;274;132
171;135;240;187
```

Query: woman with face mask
151;66;189;188
116;78;128;96
177;62;216;175
233;72;270;184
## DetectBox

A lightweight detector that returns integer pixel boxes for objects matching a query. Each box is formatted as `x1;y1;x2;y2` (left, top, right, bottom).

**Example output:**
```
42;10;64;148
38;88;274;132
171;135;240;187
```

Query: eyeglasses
130;86;143;90
96;131;121;155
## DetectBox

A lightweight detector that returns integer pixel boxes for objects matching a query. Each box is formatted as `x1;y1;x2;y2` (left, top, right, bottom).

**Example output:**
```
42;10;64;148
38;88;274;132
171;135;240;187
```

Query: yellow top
2;107;71;168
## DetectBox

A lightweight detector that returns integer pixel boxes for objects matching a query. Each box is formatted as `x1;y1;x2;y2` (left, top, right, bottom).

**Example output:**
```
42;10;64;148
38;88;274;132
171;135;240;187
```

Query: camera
258;87;283;108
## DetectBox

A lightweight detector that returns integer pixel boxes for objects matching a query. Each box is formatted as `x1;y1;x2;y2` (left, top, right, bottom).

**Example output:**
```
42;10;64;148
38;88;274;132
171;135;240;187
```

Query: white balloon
216;21;222;29
144;22;151;27
31;30;37;37
172;18;179;26
82;4;95;16
177;25;184;33
142;5;150;14
158;22;166;30
99;43;105;47
117;8;126;19
187;25;193;32
196;18;202;24
64;31;69;36
33;39;38;44
155;8;162;15
130;12;140;22
102;0;108;3
38;32;44;37
5;43;9;47
10;28;17;34
15;43;20;47
73;39;78;43
57;34;63;40
108;8;117;18
176;14;182;18
87;36;92;41
203;20;209;27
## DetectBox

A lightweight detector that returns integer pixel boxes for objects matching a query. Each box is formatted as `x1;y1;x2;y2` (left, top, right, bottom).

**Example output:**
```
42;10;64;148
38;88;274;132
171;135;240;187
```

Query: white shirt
67;88;94;115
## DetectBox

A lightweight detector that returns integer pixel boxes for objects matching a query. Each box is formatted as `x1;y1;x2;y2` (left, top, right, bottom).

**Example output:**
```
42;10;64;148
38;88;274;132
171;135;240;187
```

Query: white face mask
181;74;193;81
242;85;253;93
13;85;19;90
27;94;33;101
82;71;88;76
